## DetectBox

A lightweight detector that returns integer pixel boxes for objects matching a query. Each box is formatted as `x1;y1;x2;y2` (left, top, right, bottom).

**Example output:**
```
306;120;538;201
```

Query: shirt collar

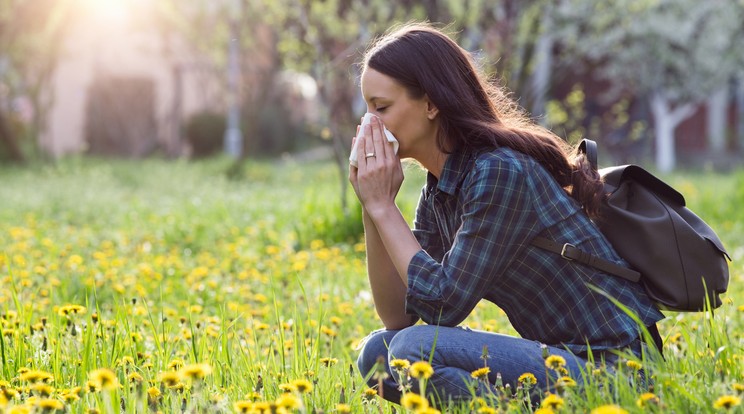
426;150;474;196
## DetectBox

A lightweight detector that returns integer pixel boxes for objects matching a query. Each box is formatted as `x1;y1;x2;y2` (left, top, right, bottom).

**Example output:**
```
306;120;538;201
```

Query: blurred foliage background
1;0;743;177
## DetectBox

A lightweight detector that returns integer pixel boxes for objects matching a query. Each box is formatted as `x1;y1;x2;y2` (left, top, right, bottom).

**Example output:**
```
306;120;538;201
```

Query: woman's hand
349;116;403;216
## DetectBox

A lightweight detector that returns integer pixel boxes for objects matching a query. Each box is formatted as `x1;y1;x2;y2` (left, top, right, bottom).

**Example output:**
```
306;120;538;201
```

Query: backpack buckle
561;243;575;261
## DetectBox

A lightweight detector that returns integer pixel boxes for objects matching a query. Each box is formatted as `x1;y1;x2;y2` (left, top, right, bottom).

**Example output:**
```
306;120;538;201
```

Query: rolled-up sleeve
405;157;539;326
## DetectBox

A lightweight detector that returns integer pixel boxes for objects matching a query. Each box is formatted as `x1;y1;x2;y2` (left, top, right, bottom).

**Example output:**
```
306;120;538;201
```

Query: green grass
0;157;742;413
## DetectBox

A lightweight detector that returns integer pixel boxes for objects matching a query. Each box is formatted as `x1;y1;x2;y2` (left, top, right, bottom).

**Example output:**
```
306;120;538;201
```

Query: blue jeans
356;325;635;405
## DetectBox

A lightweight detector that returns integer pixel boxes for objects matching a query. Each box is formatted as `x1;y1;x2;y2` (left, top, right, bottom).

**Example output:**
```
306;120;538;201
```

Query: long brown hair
363;23;604;218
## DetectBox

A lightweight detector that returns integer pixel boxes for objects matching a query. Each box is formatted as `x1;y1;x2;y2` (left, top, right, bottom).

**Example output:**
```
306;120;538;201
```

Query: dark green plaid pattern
406;147;664;355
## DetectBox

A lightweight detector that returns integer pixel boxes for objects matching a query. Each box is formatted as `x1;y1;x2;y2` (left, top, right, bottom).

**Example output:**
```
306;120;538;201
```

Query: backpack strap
647;323;665;357
578;139;598;170
531;236;641;283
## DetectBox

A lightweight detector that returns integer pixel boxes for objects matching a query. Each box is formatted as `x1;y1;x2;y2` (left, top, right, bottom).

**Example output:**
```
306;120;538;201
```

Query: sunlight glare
80;0;132;26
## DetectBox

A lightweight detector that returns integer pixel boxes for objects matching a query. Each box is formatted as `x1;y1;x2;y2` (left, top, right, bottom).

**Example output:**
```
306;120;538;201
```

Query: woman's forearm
363;209;416;330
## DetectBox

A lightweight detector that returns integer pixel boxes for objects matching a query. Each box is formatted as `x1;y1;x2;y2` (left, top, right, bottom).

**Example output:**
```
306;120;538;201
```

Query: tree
0;0;73;162
155;0;283;158
274;0;554;212
272;0;428;213
555;0;744;171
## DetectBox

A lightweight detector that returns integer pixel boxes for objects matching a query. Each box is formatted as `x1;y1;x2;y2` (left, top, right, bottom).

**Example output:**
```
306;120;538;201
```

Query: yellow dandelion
470;367;490;380
668;332;682;344
469;397;487;409
127;372;144;383
409;361;434;379
336;403;352;413
321;326;337;337
279;383;297;393
713;395;742;410
626;360;643;371
362;387;378;402
179;363;212;381
319;357;338;367
158;371;181;388
30;383;54;397
118;356;135;367
545;355;566;370
88;368;118;391
58;304;87;317
35;398;64;411
541;393;564;410
8;405;31;414
244;391;262;401
253;402;271;412
167;359;184;370
477;407;498;414
733;383;744;393
391;359;411;371
518;372;537;387
85;381;100;393
418;408;441;414
275;393;302;410
590;404;629;414
637;392;660;408
1;386;18;401
556;376;577;388
400;392;429;411
233;401;253;413
19;370;54;383
534;409;555;414
60;391;80;403
147;387;161;399
169;382;185;392
291;379;313;394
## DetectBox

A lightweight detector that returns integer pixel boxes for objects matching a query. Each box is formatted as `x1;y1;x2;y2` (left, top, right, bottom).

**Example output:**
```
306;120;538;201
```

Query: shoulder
453;148;541;207
464;147;542;189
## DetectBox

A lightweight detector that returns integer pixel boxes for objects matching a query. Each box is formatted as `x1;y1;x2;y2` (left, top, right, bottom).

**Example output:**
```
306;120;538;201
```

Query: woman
350;23;664;405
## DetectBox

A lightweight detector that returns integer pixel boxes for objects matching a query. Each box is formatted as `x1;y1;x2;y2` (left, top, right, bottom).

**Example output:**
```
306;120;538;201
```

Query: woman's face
360;68;437;160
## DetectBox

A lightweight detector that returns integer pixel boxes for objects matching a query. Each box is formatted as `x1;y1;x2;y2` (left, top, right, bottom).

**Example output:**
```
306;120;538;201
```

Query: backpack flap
598;164;730;311
600;165;685;206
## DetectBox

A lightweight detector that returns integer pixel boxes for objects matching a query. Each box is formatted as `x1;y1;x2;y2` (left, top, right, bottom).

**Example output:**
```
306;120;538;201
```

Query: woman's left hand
352;116;403;216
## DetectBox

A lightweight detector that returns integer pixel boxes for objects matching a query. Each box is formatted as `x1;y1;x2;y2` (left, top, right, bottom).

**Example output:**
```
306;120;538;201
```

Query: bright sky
77;0;135;28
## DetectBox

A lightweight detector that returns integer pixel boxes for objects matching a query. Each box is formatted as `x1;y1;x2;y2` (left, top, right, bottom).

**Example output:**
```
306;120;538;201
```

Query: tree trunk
530;3;553;124
224;10;243;158
706;86;728;154
650;92;696;172
736;77;744;151
0;110;25;163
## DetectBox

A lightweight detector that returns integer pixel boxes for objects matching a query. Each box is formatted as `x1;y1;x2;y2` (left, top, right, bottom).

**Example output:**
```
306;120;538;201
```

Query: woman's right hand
349;117;403;216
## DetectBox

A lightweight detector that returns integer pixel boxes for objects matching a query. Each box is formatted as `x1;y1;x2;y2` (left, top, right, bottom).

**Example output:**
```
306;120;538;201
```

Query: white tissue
349;113;399;167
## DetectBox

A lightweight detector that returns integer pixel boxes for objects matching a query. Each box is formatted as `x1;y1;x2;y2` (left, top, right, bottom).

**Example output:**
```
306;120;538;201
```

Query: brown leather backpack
532;139;731;312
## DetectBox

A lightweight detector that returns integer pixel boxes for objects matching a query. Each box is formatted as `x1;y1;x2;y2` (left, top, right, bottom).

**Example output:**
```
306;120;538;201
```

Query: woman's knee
388;325;441;362
356;329;398;378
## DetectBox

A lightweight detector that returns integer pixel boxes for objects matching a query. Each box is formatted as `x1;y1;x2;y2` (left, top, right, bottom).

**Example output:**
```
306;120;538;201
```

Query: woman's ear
424;95;439;120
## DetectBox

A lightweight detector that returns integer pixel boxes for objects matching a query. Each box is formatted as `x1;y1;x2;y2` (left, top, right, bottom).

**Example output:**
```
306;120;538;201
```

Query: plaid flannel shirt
406;147;664;354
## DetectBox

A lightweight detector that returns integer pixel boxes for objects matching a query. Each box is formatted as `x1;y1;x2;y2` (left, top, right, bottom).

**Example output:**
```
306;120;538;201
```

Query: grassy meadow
0;156;743;413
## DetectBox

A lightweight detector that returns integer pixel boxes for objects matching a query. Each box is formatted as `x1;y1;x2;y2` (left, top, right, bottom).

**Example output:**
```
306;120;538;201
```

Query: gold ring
365;152;376;158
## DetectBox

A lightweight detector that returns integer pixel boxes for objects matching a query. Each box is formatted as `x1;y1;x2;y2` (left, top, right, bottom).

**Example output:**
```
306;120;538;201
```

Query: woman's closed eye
375;106;388;113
